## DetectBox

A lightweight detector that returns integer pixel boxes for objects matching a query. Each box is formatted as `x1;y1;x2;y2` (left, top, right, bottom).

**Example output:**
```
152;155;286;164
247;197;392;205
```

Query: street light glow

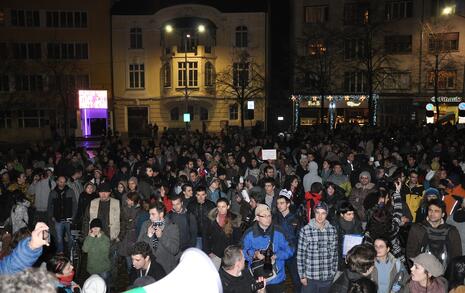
198;24;205;33
442;6;454;15
186;34;191;38
165;24;173;33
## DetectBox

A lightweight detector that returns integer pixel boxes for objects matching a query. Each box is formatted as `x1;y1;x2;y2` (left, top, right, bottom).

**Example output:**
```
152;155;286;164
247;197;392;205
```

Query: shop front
291;94;377;130
77;90;109;137
414;96;463;124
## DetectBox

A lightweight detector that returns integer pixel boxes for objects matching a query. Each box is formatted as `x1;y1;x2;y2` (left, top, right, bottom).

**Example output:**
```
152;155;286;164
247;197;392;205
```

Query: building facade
291;0;465;127
111;1;267;136
0;0;112;141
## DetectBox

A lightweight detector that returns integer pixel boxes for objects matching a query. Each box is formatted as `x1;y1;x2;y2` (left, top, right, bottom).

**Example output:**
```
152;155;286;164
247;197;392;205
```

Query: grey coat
138;219;180;274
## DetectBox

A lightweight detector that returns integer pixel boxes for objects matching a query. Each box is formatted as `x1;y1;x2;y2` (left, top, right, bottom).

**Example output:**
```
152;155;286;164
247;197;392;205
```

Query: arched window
229;104;238;120
205;62;214;86
200;107;208;121
170;107;179;120
163;63;171;87
235;26;248;48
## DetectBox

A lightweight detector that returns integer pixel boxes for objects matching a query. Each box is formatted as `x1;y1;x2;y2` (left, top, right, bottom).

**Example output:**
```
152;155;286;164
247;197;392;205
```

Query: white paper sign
262;149;277;160
342;234;364;256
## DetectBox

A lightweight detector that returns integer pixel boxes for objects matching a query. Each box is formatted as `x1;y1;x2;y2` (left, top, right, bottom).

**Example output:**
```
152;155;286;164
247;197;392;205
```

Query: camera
260;242;274;272
152;221;164;228
42;230;50;243
250;280;264;292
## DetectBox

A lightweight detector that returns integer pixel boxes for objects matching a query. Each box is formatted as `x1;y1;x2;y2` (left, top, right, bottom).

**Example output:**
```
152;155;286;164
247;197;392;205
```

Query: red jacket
305;192;322;222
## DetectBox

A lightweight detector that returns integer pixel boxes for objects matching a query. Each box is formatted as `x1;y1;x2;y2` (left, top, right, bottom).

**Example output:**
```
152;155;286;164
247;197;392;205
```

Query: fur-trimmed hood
207;208;242;228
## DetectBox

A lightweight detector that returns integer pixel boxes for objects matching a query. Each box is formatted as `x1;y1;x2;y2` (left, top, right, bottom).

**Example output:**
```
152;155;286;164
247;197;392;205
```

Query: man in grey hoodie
28;168;56;223
303;161;322;192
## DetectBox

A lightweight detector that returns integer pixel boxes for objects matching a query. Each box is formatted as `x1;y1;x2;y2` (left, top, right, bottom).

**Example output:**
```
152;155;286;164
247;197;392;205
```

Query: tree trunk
240;98;245;130
434;53;440;125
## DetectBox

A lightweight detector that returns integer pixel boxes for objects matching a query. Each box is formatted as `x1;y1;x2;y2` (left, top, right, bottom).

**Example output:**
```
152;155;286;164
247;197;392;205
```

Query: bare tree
216;50;265;130
294;27;344;124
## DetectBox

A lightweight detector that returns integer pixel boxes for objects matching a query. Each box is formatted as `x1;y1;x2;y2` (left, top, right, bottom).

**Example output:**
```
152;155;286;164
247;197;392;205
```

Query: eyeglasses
257;214;272;218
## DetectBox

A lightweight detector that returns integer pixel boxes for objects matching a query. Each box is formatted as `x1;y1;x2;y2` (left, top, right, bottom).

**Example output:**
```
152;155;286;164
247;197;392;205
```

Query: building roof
112;0;268;15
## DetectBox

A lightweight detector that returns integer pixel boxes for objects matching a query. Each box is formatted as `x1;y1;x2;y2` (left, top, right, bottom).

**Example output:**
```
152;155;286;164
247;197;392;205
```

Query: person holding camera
219;245;266;293
137;201;180;274
242;204;294;293
82;218;110;287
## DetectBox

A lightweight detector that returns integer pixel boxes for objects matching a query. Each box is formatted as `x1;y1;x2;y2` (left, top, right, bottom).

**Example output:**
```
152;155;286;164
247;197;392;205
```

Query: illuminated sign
431;96;462;103
459;103;465;110
277;116;284;121
183;113;191;122
347;101;362;107
79;90;108;109
247;101;255;110
426;103;434;111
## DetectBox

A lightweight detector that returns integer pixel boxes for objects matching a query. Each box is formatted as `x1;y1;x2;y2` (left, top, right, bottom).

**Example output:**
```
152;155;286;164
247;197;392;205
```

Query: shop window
229;104;238;120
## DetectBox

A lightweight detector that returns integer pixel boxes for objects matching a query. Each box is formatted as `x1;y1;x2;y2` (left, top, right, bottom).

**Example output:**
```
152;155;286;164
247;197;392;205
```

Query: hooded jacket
303;161;322;192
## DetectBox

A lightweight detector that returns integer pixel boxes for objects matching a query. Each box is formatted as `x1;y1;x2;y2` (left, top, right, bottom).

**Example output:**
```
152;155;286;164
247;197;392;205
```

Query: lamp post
184;33;191;131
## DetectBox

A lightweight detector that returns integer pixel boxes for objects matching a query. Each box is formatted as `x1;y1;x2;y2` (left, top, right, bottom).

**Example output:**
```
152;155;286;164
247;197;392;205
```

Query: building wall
0;0;112;141
292;0;465;125
112;4;267;135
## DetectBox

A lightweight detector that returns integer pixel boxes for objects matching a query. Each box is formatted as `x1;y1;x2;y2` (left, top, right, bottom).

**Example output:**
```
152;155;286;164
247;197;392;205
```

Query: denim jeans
301;279;332;293
286;256;302;292
196;236;203;250
54;220;72;254
98;271;111;291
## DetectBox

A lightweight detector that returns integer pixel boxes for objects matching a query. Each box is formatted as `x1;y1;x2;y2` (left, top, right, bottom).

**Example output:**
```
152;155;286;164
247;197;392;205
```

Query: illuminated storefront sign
78;90;108;109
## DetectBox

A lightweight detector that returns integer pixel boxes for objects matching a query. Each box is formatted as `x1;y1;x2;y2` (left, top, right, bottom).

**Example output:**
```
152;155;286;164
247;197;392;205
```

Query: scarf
409;278;444;293
217;213;227;228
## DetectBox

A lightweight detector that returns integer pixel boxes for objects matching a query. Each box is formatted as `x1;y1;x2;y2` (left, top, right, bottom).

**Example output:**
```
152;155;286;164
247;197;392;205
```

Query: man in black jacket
47;175;76;255
167;194;197;251
187;186;215;250
219;245;265;293
129;241;166;285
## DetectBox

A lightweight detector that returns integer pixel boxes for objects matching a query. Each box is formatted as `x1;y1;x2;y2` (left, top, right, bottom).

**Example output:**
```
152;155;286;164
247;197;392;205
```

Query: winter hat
255;204;271;217
207;177;220;187
278;189;292;200
411;253;444;277
424;188;440;198
314;202;328;213
98;182;112;193
90;218;102;229
359;171;371;182
307;161;318;172
82;274;106;293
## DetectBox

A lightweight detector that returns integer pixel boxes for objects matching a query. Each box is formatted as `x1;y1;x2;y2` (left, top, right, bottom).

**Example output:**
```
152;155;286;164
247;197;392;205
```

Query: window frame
304;5;329;24
129;63;145;89
205;62;214;87
385;0;413;20
229;103;239;120
177;62;198;88
235;26;248;48
384;35;412;54
130;27;143;49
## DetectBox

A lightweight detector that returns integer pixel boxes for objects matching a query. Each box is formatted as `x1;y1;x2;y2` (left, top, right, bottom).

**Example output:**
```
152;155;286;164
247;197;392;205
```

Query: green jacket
82;233;111;274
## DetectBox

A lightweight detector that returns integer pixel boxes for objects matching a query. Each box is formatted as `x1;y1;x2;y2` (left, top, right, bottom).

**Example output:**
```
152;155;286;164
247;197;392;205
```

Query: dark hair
47;255;71;274
130;242;152;258
170;193;182;203
148;201;165;214
181;183;193;192
373;237;391;250
446;256;465;290
427;199;446;215
338;201;355;215
310;182;323;193
195;185;207;194
216;197;230;206
283;175;299;190
126;191;140;204
348;277;378;293
263;177;275;187
346;244;376;275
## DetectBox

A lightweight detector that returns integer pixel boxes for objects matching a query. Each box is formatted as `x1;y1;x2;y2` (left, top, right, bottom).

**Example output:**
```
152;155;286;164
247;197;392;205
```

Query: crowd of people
0;123;465;293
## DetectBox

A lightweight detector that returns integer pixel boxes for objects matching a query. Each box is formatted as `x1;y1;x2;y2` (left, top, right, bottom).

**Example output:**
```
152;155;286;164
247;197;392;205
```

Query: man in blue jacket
242;204;294;293
0;222;49;275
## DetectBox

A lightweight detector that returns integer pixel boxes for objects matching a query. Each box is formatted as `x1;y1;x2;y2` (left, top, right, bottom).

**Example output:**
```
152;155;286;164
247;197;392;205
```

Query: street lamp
184;33;191;130
442;6;455;16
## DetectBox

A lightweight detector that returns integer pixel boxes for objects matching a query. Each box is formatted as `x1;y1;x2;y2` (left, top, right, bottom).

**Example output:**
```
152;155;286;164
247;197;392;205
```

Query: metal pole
184;34;190;131
434;53;440;124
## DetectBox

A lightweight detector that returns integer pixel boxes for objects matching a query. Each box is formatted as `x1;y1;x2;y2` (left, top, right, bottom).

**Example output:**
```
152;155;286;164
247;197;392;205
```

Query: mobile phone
43;230;50;243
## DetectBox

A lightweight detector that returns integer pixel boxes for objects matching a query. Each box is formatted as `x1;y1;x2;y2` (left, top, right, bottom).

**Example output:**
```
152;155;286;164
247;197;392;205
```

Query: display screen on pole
79;90;108;109
183;113;191;122
247;101;255;110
